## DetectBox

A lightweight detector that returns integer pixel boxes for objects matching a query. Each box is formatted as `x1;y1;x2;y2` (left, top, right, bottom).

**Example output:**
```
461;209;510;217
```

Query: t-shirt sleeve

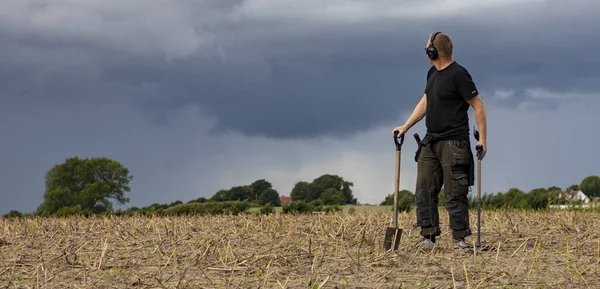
454;68;478;100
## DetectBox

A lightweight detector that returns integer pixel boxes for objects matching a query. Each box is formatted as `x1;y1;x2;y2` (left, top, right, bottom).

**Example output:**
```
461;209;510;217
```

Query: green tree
291;181;313;202
380;190;414;205
228;185;253;201
527;188;549;210
188;197;208;204
547;186;565;205
504;188;526;208
3;210;24;219
547;186;562;192
250;179;273;200
309;174;356;204
169;200;183;207
580;175;600;198
318;188;346;205
210;186;253;202
289;175;356;204
36;157;133;216
208;179;280;204
548;189;567;205
340;180;356;204
397;190;415;213
258;188;281;206
211;189;231;202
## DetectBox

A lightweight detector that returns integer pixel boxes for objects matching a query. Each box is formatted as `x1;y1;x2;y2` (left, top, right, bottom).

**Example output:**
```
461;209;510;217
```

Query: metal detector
473;128;497;252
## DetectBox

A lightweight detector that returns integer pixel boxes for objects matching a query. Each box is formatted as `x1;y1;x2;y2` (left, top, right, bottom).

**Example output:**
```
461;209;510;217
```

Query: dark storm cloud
1;0;600;215
1;0;599;140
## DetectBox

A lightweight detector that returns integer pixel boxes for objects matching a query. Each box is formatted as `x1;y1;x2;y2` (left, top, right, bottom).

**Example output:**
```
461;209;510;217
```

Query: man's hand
476;141;487;160
392;125;408;137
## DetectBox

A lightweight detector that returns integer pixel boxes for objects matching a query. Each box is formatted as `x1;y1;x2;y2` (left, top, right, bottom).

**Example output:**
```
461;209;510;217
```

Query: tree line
380;181;600;213
3;156;600;218
3;157;357;218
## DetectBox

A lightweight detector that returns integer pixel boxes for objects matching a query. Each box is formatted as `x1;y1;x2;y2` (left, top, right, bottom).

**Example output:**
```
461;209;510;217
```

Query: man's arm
466;95;487;156
454;67;487;157
403;93;427;129
392;93;427;136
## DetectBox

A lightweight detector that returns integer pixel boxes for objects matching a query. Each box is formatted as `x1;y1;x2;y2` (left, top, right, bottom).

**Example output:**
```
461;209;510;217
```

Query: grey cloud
0;0;245;59
1;1;599;139
2;1;600;215
3;92;598;215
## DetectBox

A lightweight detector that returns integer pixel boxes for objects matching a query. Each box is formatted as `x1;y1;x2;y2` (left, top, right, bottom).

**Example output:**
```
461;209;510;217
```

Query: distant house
560;190;591;203
279;196;292;205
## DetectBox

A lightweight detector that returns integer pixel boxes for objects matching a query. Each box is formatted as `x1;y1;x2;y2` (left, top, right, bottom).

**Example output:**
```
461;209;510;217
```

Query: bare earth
1;208;599;288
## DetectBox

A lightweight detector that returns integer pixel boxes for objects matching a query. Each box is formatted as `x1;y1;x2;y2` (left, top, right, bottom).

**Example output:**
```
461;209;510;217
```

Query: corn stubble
0;209;598;288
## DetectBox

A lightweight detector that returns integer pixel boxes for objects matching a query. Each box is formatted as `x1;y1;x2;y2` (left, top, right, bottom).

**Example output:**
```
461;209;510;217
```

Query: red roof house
279;196;292;205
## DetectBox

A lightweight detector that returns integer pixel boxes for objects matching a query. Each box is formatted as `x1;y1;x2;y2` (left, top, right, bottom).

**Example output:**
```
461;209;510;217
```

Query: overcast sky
1;0;599;214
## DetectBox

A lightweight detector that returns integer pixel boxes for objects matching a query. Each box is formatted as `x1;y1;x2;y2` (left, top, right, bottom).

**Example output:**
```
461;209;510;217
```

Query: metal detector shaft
476;149;482;247
474;128;483;248
472;127;496;252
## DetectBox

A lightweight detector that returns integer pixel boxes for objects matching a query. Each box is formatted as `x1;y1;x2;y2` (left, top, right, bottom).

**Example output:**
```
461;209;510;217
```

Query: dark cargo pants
416;139;472;240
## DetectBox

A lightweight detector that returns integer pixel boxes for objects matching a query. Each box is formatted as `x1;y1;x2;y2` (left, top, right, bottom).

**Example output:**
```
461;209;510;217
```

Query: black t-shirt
423;61;478;141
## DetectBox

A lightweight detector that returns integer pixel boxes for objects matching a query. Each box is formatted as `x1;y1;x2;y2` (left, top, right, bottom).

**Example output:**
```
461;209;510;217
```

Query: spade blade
383;227;402;251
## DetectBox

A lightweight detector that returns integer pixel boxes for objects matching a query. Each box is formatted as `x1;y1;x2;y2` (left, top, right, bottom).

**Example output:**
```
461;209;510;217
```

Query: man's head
425;32;453;64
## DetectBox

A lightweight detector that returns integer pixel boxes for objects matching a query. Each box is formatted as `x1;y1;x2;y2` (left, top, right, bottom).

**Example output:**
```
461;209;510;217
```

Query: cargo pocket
451;170;469;187
444;140;473;193
450;140;471;167
452;151;470;167
449;169;470;197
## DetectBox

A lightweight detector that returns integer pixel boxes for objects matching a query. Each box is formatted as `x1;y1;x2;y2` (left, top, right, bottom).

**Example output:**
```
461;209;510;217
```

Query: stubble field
1;207;599;288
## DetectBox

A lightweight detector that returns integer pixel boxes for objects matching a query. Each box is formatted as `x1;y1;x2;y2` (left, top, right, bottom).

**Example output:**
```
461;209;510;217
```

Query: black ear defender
426;31;442;60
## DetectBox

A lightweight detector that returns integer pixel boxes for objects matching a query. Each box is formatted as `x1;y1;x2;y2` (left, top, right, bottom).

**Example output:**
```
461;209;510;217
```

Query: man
392;32;487;251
